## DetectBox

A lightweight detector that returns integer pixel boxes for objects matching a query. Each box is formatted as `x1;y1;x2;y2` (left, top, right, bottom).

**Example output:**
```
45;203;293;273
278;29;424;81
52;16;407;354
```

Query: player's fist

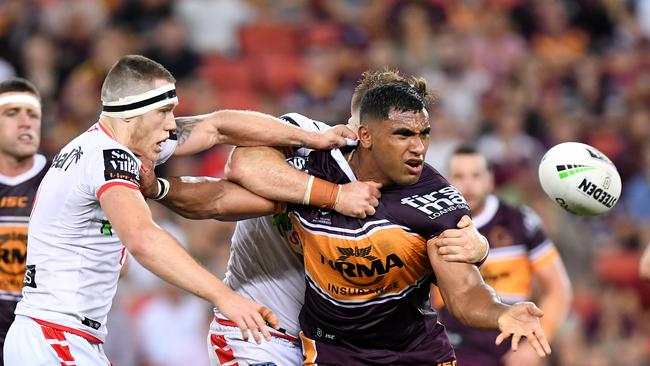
138;159;159;198
307;125;357;150
334;181;382;218
496;302;551;358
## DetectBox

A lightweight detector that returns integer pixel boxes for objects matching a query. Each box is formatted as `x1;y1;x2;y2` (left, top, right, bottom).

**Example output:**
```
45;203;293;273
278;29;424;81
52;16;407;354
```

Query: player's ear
358;125;372;148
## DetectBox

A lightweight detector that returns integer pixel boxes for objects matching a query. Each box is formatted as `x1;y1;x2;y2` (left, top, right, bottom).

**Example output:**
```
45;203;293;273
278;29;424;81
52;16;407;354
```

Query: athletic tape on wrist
153;178;170;200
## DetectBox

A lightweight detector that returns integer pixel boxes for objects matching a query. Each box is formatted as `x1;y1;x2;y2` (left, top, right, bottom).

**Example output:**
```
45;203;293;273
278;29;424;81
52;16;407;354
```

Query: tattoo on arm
174;117;203;146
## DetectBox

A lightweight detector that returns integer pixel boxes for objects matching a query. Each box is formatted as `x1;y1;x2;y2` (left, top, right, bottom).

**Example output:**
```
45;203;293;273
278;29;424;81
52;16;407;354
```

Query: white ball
538;142;621;216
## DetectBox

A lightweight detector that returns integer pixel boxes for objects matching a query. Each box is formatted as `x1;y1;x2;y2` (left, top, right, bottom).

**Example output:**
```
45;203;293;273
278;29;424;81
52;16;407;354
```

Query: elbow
224;148;250;184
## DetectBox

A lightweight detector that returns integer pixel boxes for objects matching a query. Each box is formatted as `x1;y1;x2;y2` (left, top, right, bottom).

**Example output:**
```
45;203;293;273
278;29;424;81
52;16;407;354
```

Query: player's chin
395;172;421;185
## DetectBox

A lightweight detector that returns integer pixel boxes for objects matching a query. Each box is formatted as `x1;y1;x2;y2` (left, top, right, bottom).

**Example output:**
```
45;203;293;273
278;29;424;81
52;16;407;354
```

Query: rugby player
0;78;47;364
2;55;355;366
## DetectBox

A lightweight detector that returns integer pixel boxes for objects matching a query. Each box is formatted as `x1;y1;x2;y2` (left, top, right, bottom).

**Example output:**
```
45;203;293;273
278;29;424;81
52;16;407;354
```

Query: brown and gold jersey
0;155;47;338
290;148;470;355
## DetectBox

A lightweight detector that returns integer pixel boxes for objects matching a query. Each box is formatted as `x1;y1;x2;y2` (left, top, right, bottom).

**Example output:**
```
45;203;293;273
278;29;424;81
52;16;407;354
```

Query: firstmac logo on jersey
103;149;139;185
400;186;469;219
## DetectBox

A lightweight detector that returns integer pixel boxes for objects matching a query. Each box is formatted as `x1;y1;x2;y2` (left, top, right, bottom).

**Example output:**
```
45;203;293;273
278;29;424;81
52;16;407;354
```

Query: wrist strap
153;178;170;200
302;175;339;209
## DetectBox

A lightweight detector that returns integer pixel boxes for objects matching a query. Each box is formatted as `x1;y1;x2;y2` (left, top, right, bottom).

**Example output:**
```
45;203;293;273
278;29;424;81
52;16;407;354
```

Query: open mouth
18;133;34;143
405;158;423;173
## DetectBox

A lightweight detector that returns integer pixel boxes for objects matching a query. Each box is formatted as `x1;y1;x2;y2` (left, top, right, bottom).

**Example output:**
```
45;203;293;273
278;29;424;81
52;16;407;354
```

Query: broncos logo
336;246;378;262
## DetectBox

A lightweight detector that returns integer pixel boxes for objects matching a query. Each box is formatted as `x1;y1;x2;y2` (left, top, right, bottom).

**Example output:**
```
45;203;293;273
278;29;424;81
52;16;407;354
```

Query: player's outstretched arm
428;215;489;264
428;240;552;358
226;146;381;218
100;185;279;343
172;111;356;156
139;164;279;221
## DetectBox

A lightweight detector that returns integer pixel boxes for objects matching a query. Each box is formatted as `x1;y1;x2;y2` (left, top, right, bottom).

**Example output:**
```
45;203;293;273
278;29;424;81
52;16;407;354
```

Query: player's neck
0;153;34;177
99;118;132;149
347;148;391;186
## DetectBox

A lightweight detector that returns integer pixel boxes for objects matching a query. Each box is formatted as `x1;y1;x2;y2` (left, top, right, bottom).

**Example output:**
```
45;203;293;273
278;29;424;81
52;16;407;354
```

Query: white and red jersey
15;123;176;343
223;113;334;338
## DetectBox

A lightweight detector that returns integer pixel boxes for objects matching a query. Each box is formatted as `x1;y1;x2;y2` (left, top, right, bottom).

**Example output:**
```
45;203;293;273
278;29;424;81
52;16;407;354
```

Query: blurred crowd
1;0;650;365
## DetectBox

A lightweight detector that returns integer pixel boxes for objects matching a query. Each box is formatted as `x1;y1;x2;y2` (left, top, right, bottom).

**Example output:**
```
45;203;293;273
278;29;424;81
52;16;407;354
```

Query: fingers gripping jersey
15;123;176;343
290;148;470;359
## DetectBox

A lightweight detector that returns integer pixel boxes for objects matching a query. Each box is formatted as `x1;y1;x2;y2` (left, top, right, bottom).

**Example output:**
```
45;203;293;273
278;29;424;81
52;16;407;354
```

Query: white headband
101;84;178;119
0;94;41;111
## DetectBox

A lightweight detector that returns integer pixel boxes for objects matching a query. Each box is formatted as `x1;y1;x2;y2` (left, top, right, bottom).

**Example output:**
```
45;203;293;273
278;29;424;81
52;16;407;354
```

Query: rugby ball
538;142;621;216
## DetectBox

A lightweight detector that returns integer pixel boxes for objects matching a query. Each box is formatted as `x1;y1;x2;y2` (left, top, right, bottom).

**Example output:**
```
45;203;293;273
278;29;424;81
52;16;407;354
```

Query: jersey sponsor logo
103;149;139;185
82;317;101;330
0;227;28;292
577;178;617;208
400;186;469;219
273;213;303;255
0;196;28;208
321;245;404;287
286;156;307;171
100;220;113;236
52;146;84;171
23;264;36;288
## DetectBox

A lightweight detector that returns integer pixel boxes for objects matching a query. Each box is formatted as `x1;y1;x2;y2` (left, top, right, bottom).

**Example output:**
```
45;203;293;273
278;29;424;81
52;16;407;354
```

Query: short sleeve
521;206;559;270
280;113;334;158
156;139;177;165
88;148;141;200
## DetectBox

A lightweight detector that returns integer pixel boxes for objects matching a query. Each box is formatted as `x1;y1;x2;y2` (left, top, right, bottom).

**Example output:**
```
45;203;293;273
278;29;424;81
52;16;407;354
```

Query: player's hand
215;290;279;344
334;181;382;218
431;215;489;263
502;341;544;366
307;125;357;150
496;302;551;358
139;159;159;198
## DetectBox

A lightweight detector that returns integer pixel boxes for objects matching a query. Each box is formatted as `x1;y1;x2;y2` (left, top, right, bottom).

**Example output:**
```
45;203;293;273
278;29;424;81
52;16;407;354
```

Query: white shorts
207;316;302;366
4;315;111;366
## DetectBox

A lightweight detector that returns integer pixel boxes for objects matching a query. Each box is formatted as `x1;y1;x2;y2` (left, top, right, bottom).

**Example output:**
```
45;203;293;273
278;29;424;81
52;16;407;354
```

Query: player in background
138;70;491;365
3;54;355;366
0;78;46;365
640;241;650;281
434;146;572;366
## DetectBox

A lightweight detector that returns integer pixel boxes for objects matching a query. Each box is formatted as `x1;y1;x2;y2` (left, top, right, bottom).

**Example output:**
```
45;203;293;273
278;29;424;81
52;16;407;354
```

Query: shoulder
280;113;330;132
383;164;471;239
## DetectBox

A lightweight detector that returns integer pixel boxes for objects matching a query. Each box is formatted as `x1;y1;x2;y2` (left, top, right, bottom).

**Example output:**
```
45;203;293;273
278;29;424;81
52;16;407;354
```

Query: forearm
430;241;508;329
211;110;317;147
444;273;509;329
537;289;571;341
226;146;309;203
158;176;278;220
127;227;231;304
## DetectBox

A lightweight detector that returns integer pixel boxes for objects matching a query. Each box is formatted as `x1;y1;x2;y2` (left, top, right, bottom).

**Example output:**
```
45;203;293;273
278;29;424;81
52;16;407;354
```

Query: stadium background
2;0;650;365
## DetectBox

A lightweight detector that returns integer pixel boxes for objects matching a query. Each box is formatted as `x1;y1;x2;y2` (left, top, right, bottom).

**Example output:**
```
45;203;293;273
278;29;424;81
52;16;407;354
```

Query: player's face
130;101;177;162
364;109;430;185
448;154;493;212
0;93;41;160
